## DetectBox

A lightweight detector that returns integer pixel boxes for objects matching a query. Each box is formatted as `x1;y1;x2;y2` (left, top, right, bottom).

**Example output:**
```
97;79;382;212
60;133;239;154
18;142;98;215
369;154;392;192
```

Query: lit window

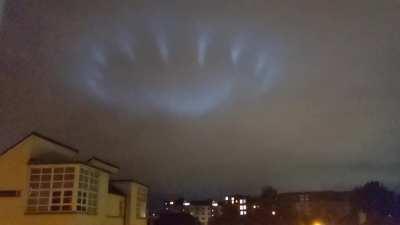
27;166;75;213
169;201;174;205
225;196;229;201
183;201;191;206
212;201;218;207
272;210;276;216
253;205;257;209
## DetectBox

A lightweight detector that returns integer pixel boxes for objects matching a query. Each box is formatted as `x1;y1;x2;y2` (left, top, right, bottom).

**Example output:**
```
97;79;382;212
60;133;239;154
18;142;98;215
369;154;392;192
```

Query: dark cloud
0;0;400;199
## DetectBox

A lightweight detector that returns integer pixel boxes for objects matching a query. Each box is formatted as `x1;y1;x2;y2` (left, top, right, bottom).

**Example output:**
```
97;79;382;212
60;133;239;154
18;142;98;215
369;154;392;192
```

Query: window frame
26;164;77;214
26;164;101;215
76;166;100;215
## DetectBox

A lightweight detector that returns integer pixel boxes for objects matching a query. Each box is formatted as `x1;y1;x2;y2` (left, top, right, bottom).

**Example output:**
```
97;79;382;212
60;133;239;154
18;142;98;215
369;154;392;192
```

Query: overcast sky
0;0;400;199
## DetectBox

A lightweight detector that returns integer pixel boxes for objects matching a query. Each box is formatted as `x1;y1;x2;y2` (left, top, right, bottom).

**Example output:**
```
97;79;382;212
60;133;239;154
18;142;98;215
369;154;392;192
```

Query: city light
183;201;190;206
272;210;276;216
169;201;174;205
212;201;218;207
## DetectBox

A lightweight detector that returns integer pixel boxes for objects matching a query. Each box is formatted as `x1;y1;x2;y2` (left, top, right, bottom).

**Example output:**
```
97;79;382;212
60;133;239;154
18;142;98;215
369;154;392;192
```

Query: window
77;167;99;214
300;194;309;202
27;166;75;213
136;187;147;218
0;190;20;197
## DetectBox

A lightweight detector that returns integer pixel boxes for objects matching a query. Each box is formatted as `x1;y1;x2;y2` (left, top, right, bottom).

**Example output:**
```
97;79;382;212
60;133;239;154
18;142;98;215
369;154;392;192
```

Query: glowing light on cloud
117;31;135;61
85;68;111;102
197;32;210;66
230;40;243;65
91;45;107;65
148;81;233;116
155;32;169;63
252;53;280;90
255;54;266;74
230;47;241;65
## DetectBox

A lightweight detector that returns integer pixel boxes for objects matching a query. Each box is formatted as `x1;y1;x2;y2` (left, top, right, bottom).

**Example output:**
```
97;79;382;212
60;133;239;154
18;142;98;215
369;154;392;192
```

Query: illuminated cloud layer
72;13;283;116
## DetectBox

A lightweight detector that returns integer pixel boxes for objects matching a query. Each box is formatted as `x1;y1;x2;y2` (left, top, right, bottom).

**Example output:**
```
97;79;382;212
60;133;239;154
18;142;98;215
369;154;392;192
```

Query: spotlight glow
197;32;210;66
156;34;169;63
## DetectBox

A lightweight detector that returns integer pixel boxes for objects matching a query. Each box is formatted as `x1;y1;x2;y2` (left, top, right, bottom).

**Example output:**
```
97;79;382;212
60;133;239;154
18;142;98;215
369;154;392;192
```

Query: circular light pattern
73;14;283;116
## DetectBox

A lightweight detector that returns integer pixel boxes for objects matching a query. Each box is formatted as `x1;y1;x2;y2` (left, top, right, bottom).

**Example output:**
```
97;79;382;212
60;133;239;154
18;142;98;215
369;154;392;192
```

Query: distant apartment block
221;192;351;222
0;132;149;225
162;199;222;225
278;191;352;221
224;194;249;215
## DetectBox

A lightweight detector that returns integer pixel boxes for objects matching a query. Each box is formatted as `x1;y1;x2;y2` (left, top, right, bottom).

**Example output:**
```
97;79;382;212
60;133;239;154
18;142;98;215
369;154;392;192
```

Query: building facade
162;199;222;225
187;200;222;225
224;195;249;216
0;133;148;225
278;191;352;223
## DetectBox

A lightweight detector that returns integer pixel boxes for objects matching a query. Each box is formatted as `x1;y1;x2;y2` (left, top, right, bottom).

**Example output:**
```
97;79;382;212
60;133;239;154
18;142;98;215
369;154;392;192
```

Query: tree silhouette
261;186;277;201
351;181;395;221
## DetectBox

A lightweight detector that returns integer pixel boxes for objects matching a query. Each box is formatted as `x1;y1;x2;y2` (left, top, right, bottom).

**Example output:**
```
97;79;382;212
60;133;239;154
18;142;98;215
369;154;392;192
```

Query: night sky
1;0;400;199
